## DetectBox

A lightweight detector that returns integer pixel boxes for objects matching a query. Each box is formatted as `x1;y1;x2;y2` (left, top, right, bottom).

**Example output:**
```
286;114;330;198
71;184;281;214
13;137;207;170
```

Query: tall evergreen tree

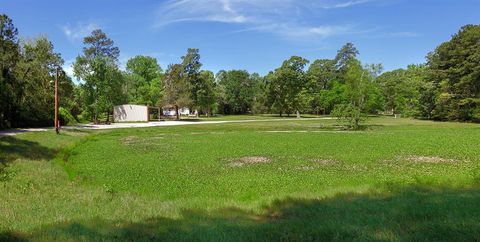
181;48;202;110
73;29;124;123
426;24;480;121
0;14;20;128
162;64;191;120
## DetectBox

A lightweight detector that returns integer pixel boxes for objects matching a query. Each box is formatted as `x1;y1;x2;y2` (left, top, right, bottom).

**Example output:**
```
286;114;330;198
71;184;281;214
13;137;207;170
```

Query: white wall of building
113;105;148;122
163;107;190;116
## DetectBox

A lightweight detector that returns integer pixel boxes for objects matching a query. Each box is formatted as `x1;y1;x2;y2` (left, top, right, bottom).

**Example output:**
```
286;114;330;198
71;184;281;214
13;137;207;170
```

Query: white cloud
233;23;353;39
322;0;374;9
61;22;100;41
62;58;84;84
153;0;375;39
62;59;75;77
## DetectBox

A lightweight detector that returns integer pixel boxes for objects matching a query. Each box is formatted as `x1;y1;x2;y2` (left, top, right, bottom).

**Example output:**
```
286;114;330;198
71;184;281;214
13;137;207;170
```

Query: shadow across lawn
3;185;480;241
0;136;55;164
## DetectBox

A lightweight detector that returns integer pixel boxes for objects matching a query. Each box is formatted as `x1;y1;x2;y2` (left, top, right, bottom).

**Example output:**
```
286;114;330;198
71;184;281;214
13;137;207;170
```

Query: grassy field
1;117;480;241
176;113;326;121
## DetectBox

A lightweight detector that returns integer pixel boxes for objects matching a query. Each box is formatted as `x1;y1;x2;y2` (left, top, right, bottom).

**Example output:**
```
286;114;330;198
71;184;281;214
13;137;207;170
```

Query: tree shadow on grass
0;136;55;165
3;184;480;241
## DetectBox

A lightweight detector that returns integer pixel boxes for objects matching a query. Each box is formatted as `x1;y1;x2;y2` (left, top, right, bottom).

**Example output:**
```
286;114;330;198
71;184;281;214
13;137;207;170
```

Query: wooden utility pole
54;68;59;134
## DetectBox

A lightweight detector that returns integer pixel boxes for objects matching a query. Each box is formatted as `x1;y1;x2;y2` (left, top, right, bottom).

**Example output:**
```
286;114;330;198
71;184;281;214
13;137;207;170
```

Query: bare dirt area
405;155;457;164
227;156;271;167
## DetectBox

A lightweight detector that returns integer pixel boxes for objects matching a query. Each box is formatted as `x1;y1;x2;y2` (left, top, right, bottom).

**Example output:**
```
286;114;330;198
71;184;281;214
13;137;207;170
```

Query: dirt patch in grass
380;155;459;165
120;135;173;153
260;130;361;134
295;165;316;171
228;156;271;167
309;158;338;165
190;132;227;136
405;156;456;164
121;135;139;145
121;135;171;146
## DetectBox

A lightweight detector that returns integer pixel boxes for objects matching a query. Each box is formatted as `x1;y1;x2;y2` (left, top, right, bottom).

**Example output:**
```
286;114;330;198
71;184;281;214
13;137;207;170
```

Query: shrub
59;107;77;125
332;104;365;130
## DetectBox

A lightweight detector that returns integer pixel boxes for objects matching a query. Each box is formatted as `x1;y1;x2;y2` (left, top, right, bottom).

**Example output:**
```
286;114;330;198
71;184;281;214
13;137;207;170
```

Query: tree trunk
106;110;110;123
175;105;180;120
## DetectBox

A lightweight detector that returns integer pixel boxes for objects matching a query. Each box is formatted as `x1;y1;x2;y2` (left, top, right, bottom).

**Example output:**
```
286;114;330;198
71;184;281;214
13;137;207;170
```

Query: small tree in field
332;59;369;130
332;103;364;129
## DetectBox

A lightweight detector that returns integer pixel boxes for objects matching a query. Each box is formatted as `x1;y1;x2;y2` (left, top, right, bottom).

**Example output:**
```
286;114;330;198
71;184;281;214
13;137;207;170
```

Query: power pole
54;68;60;134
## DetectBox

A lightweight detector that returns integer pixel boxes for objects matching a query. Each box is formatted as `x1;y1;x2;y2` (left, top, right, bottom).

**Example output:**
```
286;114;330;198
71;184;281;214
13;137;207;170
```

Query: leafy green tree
197;70;216;116
1;15;77;128
15;37;75;126
362;63;384;114
216;70;258;114
377;65;425;116
319;81;347;114
332;59;369;129
73;29;125;123
82;29;119;59
306;59;336;114
162;64;191;120
426;24;480;121
334;42;359;74
125;55;163;106
266;56;309;116
181;48;202;110
251;75;269;114
0;14;20;128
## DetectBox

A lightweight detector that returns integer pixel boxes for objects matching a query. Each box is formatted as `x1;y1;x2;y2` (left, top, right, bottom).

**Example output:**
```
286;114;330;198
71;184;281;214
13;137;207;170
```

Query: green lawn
177;113;325;121
1;117;480;241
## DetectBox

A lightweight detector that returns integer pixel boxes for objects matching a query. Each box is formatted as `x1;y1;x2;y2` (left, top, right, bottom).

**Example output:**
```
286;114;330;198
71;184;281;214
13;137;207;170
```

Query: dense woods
1;13;479;129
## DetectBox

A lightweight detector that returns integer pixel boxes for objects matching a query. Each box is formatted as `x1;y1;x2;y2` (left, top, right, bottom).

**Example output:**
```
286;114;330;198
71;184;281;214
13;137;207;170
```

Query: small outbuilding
113;104;149;122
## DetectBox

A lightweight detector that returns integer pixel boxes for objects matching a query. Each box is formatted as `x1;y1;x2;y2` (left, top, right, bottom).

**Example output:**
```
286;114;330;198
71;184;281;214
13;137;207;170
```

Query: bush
59;107;77;126
331;104;365;130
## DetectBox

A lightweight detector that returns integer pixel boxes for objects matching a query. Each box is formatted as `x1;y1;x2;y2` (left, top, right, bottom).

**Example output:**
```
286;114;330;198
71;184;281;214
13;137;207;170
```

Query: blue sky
3;0;479;77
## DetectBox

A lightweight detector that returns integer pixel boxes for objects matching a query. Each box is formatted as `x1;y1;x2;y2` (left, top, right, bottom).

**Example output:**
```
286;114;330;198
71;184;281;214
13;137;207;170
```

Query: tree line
1;13;479;129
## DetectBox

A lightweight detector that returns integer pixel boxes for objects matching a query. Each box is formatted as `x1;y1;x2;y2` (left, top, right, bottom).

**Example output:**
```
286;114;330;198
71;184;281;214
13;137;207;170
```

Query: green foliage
181;48;202;109
330;59;371;129
2;14;479;129
265;56;309;116
0;14;77;128
0;14;20;129
426;24;480;121
334;42;359;73
125;55;163;106
162;64;191;119
216;70;258;114
196;70;216;115
331;103;364;129
377;65;425;117
58;107;77;125
74;29;125;122
304;59;336;114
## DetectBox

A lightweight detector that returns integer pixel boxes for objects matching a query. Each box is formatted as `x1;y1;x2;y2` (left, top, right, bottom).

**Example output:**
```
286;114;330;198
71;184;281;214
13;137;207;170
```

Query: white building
113;104;149;122
163;107;190;116
113;104;191;122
